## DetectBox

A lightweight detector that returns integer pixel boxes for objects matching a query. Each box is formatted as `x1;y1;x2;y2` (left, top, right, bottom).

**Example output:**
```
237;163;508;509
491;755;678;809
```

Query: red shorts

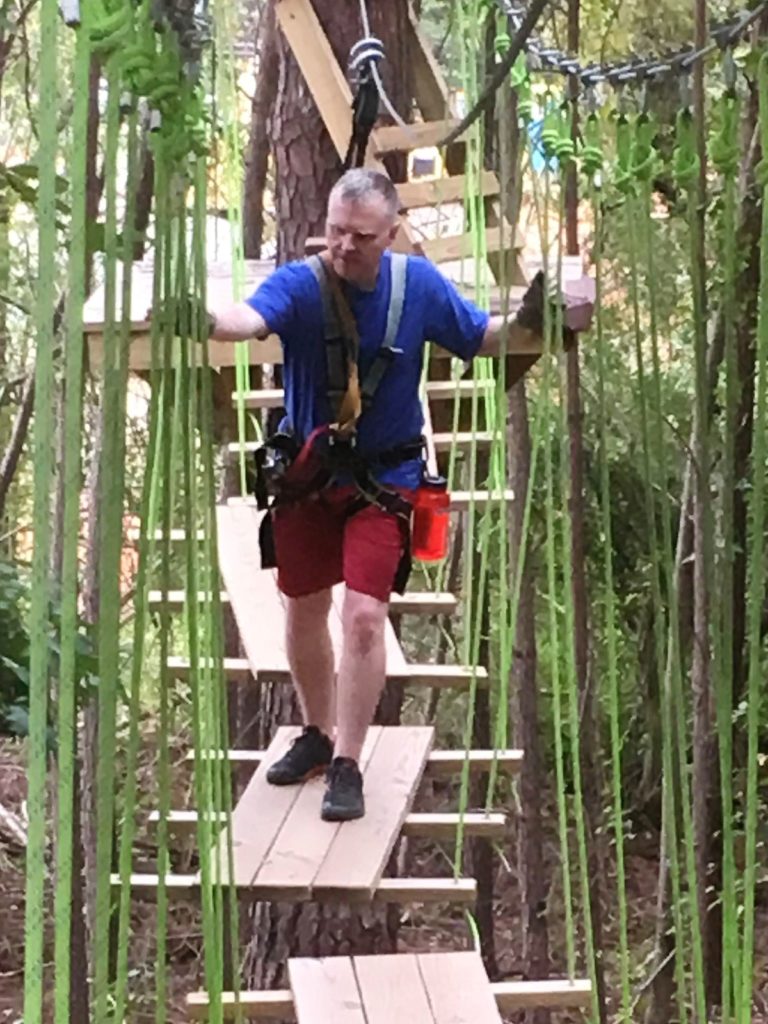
271;486;413;602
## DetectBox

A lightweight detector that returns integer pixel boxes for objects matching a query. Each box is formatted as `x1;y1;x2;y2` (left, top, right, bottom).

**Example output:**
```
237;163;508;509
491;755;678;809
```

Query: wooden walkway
216;726;433;898
186;952;594;1020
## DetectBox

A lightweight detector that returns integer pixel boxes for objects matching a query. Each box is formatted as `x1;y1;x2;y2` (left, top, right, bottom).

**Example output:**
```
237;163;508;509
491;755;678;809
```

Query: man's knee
286;589;333;633
343;590;388;655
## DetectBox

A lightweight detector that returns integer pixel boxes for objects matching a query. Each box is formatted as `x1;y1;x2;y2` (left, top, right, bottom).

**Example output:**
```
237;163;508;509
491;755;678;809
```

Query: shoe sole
266;763;329;787
320;806;365;822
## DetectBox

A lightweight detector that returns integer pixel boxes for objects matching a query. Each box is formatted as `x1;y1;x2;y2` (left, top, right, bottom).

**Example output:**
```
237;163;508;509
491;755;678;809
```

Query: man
208;168;584;822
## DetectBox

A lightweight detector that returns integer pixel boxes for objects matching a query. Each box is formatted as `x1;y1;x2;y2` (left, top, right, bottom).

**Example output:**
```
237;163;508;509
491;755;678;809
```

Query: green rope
738;49;768;1024
93;53;129;1024
53;9;90;1023
709;76;742;1021
672;99;710;1023
613;108;691;1023
23;0;58;1019
582;117;632;1023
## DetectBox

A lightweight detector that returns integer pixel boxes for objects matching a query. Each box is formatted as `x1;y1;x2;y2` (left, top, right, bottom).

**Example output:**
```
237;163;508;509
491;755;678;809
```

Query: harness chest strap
306;250;408;434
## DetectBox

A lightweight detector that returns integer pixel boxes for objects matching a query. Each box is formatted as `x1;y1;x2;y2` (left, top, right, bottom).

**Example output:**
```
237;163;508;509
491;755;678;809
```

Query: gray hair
329;168;399;221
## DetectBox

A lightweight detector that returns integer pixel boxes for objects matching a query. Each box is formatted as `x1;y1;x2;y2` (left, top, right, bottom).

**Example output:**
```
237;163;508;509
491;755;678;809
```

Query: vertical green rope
92;51;129;1024
583;112;632;1023
738;50;768;1024
709;72;742;1021
53;9;90;1023
23;0;58;1019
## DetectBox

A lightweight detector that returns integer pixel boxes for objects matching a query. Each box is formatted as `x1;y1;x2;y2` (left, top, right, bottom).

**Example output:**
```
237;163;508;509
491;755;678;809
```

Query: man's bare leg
334;587;389;761
284;589;335;738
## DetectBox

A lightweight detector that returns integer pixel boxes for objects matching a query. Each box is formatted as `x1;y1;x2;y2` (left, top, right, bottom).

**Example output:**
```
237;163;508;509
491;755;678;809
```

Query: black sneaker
266;726;333;786
321;757;365;822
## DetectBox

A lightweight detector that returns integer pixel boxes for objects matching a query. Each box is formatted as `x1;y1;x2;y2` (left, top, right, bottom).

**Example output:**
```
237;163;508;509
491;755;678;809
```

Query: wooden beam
150;589;459;616
372;119;461;154
274;0;353;159
406;2;451;120
420;225;524;264
112;873;476;905
167;656;488;690
397;171;497;210
433;431;493;452
185;978;593;1020
187;748;525;776
231;376;501;408
148;809;506;841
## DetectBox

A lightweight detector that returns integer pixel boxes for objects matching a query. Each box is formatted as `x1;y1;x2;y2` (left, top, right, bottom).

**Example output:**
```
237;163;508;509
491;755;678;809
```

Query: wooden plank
397;171;497;210
171;656;485;690
406;3;451;120
373;119;460;153
149;809;506;842
151;589;458;614
274;0;354;160
214;726;304;886
186;977;593;1021
420;225;524;264
354;954;435;1024
116;873;478;905
253;729;382;897
232;388;285;409
88;333;283;373
189;747;525;777
402;812;506;840
313;726;434;898
450;490;515;511
417;952;503;1024
433;431;493;452
289;958;366;1024
493;979;593;1010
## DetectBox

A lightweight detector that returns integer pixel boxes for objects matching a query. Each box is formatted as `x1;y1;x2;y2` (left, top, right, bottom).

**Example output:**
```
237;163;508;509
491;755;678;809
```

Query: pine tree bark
244;0;278;259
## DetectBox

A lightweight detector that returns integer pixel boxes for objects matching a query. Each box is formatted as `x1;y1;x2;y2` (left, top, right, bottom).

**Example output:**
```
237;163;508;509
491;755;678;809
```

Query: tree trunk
248;0;414;979
272;0;413;261
507;382;550;1024
243;0;278;259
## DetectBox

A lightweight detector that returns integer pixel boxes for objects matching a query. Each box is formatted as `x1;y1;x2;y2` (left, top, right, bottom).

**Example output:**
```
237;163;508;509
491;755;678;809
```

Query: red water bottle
411;475;451;561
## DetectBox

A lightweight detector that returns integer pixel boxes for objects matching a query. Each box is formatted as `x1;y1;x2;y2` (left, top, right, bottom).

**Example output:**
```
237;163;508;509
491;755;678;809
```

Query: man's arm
476;315;541;357
208;302;271;342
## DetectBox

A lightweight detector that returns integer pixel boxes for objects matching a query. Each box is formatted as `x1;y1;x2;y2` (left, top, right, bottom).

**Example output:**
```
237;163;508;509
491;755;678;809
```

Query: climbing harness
251;250;430;593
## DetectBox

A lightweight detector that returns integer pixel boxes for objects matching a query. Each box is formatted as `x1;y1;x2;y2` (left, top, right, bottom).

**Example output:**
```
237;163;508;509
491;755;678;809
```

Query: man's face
325;192;399;286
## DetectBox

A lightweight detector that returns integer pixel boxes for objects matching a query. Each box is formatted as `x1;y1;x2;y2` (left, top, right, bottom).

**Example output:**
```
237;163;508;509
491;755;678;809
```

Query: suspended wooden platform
186;952;593;1020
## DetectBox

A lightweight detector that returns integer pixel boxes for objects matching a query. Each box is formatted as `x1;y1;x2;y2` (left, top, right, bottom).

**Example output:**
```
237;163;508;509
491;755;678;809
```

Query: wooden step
420;226;523;265
186;747;524;776
149;589;458;616
397;170;498;210
186;976;593;1019
167;656;488;689
433;431;493;451
148;809;507;841
372;118;461;154
112;872;477;905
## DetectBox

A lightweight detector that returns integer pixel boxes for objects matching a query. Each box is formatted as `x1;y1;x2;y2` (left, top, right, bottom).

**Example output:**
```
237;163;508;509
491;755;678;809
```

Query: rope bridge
18;1;767;1023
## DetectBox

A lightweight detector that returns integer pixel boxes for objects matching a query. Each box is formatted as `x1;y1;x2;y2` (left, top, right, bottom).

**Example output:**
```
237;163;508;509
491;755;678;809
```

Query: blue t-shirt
246;251;489;487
